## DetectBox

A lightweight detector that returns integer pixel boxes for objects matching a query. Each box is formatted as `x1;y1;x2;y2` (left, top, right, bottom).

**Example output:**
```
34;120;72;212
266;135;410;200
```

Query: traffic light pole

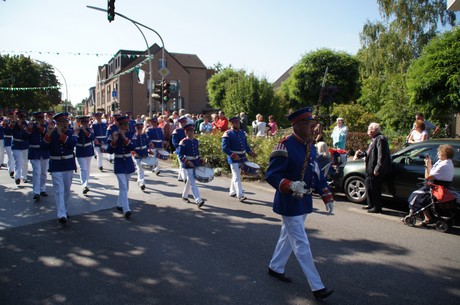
87;5;165;118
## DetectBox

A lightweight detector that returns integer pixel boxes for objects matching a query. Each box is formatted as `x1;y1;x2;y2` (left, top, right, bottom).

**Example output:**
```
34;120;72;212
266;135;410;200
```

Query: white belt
4;135;12;138
231;150;245;154
77;142;93;147
14;139;24;142
29;145;40;148
152;140;162;142
115;153;132;158
185;156;199;160
96;136;106;139
135;145;147;150
50;154;74;160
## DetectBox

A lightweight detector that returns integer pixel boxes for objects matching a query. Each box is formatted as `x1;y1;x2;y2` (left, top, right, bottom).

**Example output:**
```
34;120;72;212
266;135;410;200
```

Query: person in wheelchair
407;144;455;225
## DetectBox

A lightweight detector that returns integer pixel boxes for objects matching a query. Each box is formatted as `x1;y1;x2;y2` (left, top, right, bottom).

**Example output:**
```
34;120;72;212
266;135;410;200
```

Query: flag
136;68;145;84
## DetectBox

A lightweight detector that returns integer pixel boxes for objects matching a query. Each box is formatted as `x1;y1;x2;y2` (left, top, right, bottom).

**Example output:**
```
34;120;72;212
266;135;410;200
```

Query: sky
1;0;386;105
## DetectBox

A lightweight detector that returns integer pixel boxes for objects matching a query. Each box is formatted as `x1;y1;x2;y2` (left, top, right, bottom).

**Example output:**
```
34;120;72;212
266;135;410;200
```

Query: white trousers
176;156;186;180
134;158;145;185
13;149;28;180
51;171;73;219
77;156;92;188
182;168;201;203
116;173;132;213
229;162;243;198
30;158;49;195
0;140;4;165
152;149;161;173
94;146;103;168
5;146;14;173
269;214;325;291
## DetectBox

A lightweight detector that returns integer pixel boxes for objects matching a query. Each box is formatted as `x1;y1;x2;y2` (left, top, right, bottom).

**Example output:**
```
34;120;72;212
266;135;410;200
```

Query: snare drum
241;161;260;176
194;166;214;183
156;148;170;160
140;156;158;169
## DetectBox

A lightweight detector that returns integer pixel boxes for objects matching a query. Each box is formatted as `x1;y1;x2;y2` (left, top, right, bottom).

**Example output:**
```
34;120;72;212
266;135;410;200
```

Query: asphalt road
0;156;459;305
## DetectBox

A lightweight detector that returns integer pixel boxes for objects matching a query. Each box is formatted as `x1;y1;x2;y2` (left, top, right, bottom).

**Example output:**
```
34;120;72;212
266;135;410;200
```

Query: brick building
92;44;214;117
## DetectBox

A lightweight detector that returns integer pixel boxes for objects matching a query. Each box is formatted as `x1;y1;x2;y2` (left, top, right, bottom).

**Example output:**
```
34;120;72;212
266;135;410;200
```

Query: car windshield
393;146;439;166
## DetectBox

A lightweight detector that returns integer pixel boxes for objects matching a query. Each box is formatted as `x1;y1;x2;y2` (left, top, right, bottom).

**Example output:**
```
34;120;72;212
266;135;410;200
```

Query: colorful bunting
0;86;61;91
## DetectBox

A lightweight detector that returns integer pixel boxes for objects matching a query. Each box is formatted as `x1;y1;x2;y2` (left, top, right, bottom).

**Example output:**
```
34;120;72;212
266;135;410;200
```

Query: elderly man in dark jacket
354;122;392;213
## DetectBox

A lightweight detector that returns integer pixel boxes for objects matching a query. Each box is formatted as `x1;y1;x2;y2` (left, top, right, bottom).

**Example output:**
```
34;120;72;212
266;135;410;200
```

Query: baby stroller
403;182;460;233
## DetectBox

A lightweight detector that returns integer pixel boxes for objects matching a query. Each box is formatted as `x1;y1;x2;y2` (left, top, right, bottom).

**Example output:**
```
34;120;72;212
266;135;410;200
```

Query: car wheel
344;176;367;203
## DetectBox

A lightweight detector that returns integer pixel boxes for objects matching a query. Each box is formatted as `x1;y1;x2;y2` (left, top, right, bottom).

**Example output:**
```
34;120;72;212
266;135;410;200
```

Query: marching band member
222;115;257;202
105;113;121;164
265;107;334;300
2;109;15;177
146;116;166;175
172;116;189;182
11;110;30;185
126;111;136;133
132;121;150;191
107;116;135;218
25;111;50;200
42;112;78;224
0;109;4;169
178;123;205;207
91;112;107;171
75;115;95;195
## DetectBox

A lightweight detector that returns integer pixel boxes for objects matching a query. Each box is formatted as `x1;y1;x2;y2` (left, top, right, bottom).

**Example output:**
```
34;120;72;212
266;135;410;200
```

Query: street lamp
35;60;69;112
87;5;165;118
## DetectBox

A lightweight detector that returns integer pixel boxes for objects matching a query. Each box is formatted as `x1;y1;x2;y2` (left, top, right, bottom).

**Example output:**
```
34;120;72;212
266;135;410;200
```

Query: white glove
290;181;307;194
325;201;334;215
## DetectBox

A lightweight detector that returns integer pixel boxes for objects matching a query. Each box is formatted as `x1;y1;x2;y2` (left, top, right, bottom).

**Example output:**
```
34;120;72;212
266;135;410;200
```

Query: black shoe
58;217;67;224
22;179;29;183
268;268;292;283
33;194;40;200
178;178;184;182
40;191;48;197
99;166;103;171
140;184;146;191
229;194;237;198
197;200;204;208
10;171;14;178
125;211;132;218
239;196;247;202
15;179;20;185
367;208;382;213
182;197;190;203
116;206;123;212
313;287;334;300
362;205;373;210
156;170;161;176
83;187;90;195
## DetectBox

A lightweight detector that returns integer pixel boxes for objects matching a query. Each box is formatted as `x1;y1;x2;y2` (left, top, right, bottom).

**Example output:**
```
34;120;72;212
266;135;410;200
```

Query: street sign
159;67;170;78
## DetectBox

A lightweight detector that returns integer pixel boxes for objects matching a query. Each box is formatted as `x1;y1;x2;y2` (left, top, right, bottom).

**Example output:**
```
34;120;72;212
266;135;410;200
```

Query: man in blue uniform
25;111;50;200
146;116;166;175
91;112;107;171
0;109;5;169
106;113;121;164
132;121;150;191
42;112;78;224
75;115;95;195
178;123;205;207
11;110;30;185
222;115;256;202
126;111;137;133
2;109;15;177
265;107;334;301
107;116;135;218
172;116;189;182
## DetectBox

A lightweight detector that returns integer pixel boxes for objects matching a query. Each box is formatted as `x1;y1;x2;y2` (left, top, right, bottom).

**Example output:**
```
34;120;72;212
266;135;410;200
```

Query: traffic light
152;81;162;101
163;81;170;102
107;0;115;22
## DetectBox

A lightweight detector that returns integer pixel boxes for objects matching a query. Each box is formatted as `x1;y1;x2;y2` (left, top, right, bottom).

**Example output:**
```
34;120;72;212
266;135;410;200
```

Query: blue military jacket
42;129;77;172
265;134;330;216
146;127;164;149
106;132;135;174
2;120;13;146
11;121;29;150
75;127;95;158
26;123;50;160
91;121;107;147
178;137;202;168
222;129;253;164
131;132;150;159
171;128;185;152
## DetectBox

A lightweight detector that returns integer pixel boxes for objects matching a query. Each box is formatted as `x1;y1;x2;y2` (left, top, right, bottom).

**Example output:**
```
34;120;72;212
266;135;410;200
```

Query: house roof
272;66;294;89
170;52;206;69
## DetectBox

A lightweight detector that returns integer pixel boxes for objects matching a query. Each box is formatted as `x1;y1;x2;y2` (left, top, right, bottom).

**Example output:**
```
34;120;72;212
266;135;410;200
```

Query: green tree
0;54;61;111
406;28;460;122
279;49;360;112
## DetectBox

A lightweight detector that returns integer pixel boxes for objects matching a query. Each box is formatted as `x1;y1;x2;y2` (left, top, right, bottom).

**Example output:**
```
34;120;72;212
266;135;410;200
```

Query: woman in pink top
268;115;278;137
